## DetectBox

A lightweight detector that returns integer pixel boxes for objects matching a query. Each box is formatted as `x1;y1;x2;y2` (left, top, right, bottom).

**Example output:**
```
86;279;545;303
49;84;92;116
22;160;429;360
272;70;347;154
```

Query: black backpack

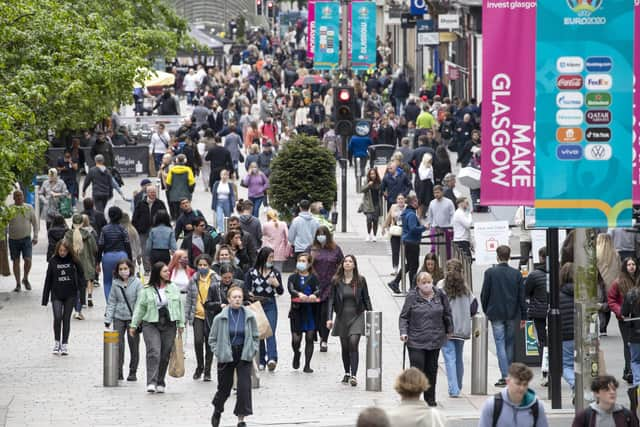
492;392;538;427
581;406;634;427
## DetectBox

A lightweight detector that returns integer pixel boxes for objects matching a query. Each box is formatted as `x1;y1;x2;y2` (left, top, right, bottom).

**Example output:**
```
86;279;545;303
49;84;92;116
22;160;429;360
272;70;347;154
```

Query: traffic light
334;87;355;137
267;1;274;18
256;0;262;15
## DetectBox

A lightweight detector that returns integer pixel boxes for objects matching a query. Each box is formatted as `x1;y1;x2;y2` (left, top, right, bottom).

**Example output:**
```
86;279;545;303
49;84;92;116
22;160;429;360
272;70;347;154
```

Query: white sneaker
146;384;156;393
365;235;371;242
156;385;165;393
53;341;61;355
60;344;68;355
372;235;377;242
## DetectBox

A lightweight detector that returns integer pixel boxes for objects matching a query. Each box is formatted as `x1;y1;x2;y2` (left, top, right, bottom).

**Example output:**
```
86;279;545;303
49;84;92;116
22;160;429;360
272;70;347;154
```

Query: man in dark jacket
480;245;526;387
404;97;421;124
388;194;425;294
132;185;167;273
154;88;179;116
227;216;258;267
238;200;263;247
82;197;106;236
175;198;206;239
90;132;115;168
524;247;549;384
205;139;234;188
82;155;114;213
180;217;217;268
391;74;411;115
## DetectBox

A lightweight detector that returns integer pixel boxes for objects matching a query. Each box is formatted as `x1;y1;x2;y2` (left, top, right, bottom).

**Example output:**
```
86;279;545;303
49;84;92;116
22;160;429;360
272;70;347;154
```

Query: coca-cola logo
557;75;584;89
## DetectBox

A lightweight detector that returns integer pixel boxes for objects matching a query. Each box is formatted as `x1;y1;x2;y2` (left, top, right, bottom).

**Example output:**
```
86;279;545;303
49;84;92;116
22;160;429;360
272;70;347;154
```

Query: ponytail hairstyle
71;214;84;256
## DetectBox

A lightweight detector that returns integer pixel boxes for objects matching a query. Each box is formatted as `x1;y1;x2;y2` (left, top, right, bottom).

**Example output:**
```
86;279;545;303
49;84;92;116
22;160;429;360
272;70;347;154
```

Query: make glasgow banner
307;0;316;59
535;0;634;227
313;1;340;70
480;0;536;205
348;1;376;70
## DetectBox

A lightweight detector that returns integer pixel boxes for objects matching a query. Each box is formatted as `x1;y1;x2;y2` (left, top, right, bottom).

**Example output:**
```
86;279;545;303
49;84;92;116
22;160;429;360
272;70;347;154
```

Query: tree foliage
269;135;337;222
0;0;186;231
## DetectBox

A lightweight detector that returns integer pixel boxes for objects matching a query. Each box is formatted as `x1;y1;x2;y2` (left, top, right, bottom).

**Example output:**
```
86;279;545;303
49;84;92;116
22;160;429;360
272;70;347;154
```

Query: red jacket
607;280;624;319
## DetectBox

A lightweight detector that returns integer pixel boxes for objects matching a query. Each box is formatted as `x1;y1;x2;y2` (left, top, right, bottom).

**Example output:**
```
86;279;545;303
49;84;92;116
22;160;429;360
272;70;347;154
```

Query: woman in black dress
287;253;321;373
326;255;372;386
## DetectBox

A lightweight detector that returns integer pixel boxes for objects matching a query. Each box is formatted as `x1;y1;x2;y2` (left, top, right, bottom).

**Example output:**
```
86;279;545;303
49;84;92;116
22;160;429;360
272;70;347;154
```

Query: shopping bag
168;332;185;378
59;196;73;219
148;153;157;177
247;301;273;340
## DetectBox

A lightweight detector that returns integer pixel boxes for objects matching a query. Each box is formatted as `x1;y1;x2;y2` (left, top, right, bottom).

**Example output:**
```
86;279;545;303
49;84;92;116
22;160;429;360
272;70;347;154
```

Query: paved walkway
0;159;623;426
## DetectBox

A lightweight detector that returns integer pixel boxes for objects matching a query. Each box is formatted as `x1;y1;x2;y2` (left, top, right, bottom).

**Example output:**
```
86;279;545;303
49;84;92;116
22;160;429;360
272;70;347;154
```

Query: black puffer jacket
622;288;640;343
559;282;574;341
525;264;548;319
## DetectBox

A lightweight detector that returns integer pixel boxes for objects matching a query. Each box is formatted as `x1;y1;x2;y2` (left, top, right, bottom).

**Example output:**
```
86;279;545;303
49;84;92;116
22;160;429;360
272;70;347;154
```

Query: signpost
473;221;510;265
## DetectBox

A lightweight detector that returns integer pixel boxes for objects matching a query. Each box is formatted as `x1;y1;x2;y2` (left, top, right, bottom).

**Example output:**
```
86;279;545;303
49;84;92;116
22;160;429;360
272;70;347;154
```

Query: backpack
492;393;538;427
581;406;634;427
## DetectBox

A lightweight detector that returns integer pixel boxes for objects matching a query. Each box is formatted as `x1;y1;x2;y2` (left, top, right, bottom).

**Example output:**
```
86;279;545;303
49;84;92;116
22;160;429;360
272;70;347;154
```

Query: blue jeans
629;343;640;386
442;339;465;396
215;203;231;233
102;251;127;302
562;340;575;389
259;299;278;365
491;320;515;379
250;196;264;218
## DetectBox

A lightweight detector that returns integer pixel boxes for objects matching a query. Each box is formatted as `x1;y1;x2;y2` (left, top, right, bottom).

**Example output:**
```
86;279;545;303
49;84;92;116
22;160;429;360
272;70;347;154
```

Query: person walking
399;271;453;406
104;259;142;381
597;233;619;336
288;253;321;373
382;193;406;276
149;123;170;171
452;197;473;257
388;194;425;294
82;155;113;213
386;368;435;427
380;161;412;212
480;245;526;387
98;206;132;302
327;255;372;386
129;262;185;393
64;214;98;320
425;185;455;258
184;254;216;382
572;376;638;427
211;169;236;233
7;190;38;292
145;210;176;266
42;240;85;355
478;363;549;427
439;259;477;397
245;247;284;371
166;154;196;220
359;168;382;242
525;247;549;384
40;168;70;228
622;282;640;386
180;217;217;268
288;199;319;258
209;286;259;427
132;185;167;274
261;209;290;272
608;257;639;384
242;162;269;218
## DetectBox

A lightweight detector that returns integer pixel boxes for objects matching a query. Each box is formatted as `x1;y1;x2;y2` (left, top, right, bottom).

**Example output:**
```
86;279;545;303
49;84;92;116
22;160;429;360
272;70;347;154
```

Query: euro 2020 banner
314;1;340;70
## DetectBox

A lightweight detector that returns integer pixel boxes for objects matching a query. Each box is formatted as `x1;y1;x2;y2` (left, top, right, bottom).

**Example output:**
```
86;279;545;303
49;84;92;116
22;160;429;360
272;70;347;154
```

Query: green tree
269;135;336;222
0;0;186;230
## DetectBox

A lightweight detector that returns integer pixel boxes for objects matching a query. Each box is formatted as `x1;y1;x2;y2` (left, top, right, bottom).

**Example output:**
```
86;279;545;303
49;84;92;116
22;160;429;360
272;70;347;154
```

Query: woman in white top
211;169;236;233
382;193;406;275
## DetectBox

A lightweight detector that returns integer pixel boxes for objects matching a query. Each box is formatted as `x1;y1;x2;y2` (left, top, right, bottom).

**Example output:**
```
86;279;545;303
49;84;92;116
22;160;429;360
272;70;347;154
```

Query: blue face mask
296;262;307;272
265;262;274;268
198;267;209;276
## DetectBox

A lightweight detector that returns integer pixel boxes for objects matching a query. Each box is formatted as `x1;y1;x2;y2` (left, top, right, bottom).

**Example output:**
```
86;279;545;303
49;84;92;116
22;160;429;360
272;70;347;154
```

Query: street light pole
546;228;562;409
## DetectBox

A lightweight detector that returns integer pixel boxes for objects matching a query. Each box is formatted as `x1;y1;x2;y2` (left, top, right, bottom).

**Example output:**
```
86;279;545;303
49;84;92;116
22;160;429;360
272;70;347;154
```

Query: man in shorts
7;190;39;292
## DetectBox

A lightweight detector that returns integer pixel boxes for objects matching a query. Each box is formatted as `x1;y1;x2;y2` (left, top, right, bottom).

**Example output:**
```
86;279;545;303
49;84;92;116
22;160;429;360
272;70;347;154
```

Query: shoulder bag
119;286;142;333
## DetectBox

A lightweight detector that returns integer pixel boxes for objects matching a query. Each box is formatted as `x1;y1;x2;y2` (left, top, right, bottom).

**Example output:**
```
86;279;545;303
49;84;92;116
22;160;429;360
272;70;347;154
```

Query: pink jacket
262;220;290;261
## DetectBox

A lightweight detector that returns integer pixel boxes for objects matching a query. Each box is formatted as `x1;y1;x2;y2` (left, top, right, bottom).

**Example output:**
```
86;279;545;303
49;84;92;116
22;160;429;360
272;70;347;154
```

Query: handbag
168;332;185;378
119;287;142;333
389;225;403;237
247;301;273;340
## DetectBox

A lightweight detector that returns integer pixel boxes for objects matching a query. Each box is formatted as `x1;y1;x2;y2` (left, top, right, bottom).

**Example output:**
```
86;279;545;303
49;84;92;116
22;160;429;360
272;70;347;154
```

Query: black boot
193;367;203;380
293;351;301;370
127;370;137;381
211;412;221;427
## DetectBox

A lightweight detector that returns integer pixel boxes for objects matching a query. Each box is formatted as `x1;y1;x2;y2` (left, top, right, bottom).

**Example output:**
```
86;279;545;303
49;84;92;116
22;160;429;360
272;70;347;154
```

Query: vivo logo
556;109;583;126
556;144;583;160
557;56;584;73
556;92;584;108
585;74;612;90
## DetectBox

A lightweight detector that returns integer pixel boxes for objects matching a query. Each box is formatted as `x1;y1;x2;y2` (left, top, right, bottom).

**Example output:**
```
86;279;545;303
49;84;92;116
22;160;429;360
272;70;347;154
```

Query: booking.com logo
566;0;603;15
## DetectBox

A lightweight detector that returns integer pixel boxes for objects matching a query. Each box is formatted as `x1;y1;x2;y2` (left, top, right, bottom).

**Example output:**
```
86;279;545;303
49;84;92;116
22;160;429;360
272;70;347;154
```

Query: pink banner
307;0;316;59
634;2;640;203
480;1;536;205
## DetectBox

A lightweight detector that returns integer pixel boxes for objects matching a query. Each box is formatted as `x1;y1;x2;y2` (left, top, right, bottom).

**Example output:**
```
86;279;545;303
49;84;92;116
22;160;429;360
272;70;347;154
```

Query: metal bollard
365;311;382;391
103;331;120;387
400;243;407;294
471;313;488;395
354;158;363;192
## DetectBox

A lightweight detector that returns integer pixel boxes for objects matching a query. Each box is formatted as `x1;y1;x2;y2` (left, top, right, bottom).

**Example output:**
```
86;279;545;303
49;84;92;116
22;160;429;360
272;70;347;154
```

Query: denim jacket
145;224;177;254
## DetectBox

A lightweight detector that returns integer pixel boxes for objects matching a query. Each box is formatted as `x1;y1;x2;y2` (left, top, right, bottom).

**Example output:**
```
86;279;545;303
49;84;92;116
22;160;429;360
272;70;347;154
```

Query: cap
140;178;152;186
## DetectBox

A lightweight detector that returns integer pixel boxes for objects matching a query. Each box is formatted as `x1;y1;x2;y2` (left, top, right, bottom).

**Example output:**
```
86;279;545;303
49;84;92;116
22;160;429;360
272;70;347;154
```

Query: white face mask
418;282;433;294
316;235;327;245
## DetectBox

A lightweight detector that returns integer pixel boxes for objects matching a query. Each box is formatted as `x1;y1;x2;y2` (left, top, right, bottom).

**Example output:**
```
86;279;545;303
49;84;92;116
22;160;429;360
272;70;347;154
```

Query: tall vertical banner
480;1;536;205
313;1;340;70
349;1;376;70
307;0;316;59
634;1;640;203
535;0;634;227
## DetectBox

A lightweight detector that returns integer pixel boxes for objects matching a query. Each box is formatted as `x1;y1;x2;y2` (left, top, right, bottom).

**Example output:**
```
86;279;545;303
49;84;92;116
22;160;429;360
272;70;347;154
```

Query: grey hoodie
288;211;319;252
590;402;625;427
478;388;549;427
239;214;263;247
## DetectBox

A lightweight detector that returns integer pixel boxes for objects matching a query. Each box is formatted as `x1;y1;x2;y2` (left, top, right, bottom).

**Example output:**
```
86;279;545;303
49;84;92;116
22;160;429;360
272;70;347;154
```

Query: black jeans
392;241;420;287
390;235;401;269
408;347;440;403
619;319;632;376
533;317;547;349
213;346;253;417
94;195;110;213
52;297;75;344
114;318;140;376
519;241;532;267
193;318;213;374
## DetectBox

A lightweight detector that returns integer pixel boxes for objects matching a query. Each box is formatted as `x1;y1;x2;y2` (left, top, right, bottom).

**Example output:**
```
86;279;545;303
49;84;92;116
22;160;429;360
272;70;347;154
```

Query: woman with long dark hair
129;262;185;393
608;257;639;384
418;253;444;286
245;247;284;371
98;206;132;302
327;255;372;386
359;168;382;242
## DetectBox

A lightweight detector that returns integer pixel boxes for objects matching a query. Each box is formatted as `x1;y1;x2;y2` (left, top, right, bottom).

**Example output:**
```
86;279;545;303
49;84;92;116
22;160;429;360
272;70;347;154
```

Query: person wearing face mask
242;162;269;218
185;254;216;381
245;247;283;371
399;272;453;406
327;255;373;387
209;286;259;427
382;193;406;276
104;259;143;381
388;194;425;294
130;262;185;393
452;197;473;258
224;230;253;273
212;244;245;280
309;226;344;352
288;253;321;373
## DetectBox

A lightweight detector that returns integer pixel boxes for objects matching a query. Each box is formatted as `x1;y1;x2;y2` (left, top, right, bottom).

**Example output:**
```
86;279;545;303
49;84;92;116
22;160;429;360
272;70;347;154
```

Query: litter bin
367;144;397;169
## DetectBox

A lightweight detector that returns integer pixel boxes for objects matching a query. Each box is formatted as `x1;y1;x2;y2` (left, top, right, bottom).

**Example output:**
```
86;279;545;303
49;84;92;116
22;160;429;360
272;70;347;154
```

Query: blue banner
535;0;634;227
410;0;427;16
350;1;376;70
314;1;340;70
